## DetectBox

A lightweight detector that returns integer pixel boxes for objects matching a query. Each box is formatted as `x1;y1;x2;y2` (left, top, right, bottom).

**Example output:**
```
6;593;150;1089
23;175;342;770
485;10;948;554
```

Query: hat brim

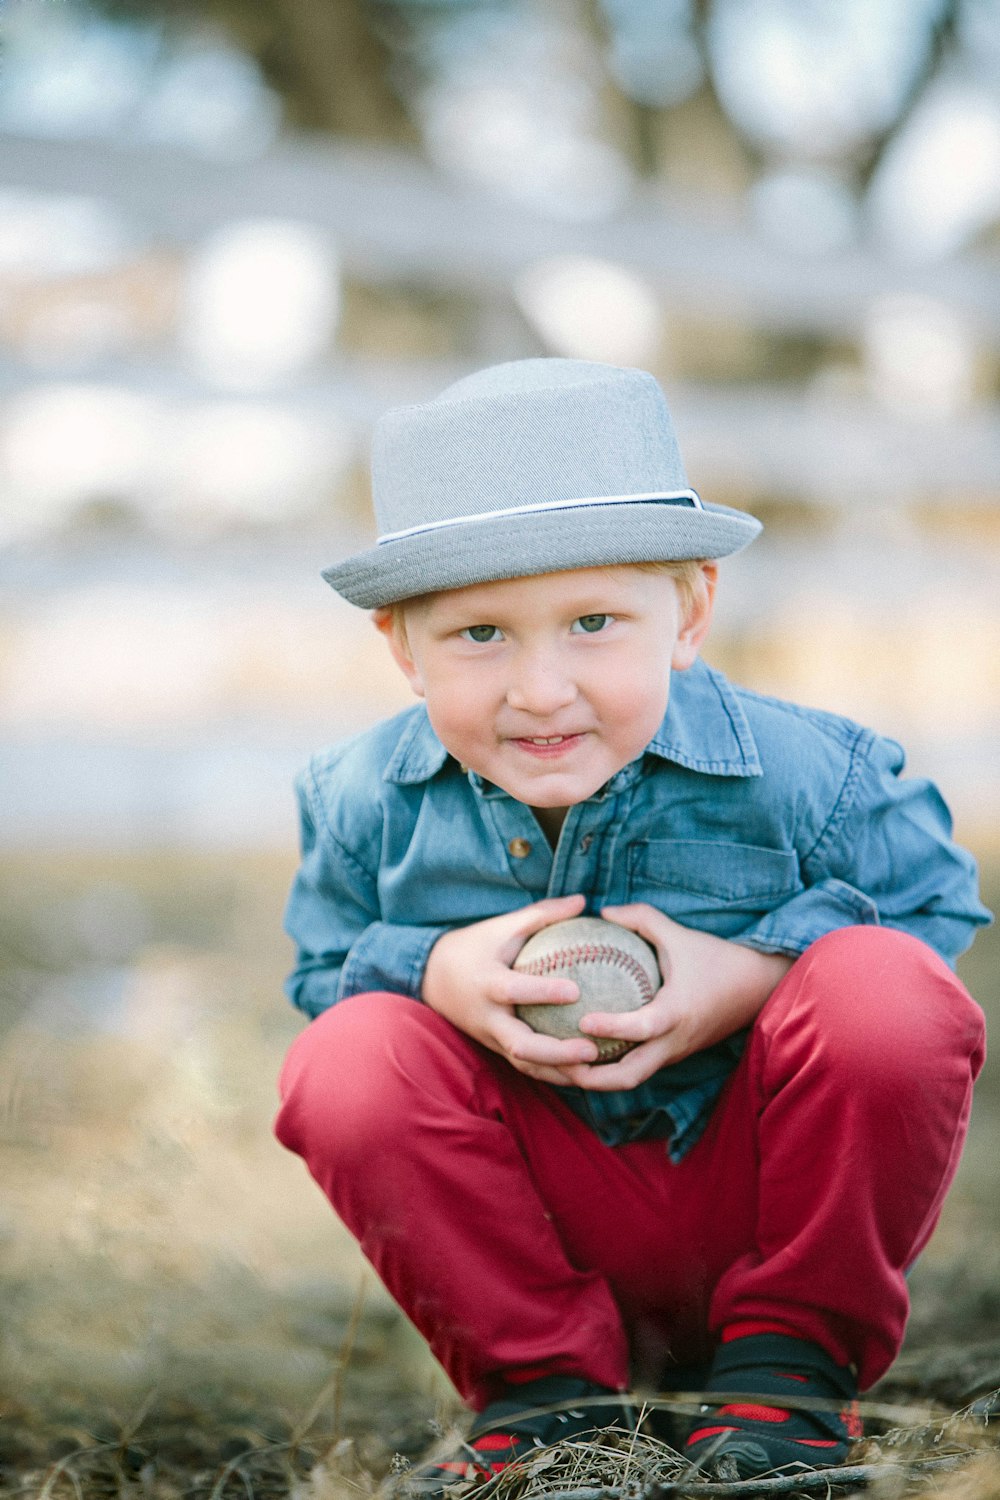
322;500;761;608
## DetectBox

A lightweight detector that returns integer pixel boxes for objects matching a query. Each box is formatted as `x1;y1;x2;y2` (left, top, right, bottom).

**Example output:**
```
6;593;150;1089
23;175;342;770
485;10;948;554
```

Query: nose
506;647;577;716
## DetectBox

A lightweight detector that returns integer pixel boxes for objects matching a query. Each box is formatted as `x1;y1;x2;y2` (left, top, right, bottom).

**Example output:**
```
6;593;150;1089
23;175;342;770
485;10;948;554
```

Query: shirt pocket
627;838;803;935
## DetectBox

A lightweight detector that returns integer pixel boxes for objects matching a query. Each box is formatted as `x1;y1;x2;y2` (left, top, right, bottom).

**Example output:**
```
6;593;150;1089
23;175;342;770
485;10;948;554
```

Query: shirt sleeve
736;731;991;966
283;770;448;1017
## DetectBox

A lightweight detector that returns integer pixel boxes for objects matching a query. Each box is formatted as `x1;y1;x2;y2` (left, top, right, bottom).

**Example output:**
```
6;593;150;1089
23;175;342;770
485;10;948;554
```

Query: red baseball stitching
517;942;656;1003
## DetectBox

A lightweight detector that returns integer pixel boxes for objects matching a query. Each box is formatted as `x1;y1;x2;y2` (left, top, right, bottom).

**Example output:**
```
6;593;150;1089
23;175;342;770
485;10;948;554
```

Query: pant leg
704;925;986;1388
274;991;635;1408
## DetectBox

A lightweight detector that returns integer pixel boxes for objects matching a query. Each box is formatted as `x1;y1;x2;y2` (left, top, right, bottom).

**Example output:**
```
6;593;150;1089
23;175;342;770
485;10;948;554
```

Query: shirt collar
646;658;762;777
384;705;450;784
383;658;761;786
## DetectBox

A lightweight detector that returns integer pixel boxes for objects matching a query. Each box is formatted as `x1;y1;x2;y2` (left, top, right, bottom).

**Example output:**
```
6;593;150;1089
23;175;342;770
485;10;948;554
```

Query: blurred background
1;0;998;1478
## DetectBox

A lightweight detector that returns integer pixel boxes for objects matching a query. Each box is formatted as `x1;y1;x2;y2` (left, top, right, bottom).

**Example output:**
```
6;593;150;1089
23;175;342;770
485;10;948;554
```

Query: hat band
377;489;702;545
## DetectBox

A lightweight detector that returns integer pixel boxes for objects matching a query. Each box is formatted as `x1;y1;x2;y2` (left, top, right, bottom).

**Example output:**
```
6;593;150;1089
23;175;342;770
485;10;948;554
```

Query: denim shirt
284;658;990;1160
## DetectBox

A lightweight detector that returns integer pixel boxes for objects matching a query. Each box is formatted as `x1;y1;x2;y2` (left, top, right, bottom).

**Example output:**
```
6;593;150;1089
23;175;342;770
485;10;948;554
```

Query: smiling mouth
510;732;584;749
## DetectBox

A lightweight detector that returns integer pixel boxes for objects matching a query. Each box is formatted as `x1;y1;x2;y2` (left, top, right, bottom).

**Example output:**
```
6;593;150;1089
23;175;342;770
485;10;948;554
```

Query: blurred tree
100;0;418;142
87;0;985;238
94;0;961;179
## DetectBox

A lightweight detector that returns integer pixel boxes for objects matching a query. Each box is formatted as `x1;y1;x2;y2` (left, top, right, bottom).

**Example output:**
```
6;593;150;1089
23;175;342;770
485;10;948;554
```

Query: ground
1;852;998;1498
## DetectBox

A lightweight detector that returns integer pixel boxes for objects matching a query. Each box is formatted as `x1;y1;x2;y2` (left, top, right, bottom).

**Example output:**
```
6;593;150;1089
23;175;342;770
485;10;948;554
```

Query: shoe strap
707;1334;857;1399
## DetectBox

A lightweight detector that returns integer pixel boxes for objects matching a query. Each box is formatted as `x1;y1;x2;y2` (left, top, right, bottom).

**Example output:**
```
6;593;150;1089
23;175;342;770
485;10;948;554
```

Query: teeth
528;736;565;744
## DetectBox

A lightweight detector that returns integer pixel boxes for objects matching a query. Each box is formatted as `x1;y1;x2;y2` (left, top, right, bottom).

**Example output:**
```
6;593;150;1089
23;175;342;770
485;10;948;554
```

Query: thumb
516;892;587;934
498;893;587;958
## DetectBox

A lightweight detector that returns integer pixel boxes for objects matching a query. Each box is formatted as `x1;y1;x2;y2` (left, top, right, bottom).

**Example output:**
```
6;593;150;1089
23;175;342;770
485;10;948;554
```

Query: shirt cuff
736;878;881;957
339;921;450;1001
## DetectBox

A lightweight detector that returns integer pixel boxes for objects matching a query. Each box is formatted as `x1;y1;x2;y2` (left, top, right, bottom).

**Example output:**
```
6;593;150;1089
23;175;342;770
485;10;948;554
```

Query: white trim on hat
377;488;703;545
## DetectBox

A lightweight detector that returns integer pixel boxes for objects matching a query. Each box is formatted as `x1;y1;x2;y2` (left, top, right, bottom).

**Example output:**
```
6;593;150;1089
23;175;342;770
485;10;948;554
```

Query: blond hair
630;558;710;618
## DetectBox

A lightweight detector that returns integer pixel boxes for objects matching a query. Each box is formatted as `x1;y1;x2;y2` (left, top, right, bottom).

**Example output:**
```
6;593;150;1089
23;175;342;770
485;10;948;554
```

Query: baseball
514;915;663;1063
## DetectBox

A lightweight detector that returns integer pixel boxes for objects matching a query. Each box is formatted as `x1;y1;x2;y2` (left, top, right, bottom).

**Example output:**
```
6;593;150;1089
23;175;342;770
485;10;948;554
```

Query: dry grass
5;1392;1000;1500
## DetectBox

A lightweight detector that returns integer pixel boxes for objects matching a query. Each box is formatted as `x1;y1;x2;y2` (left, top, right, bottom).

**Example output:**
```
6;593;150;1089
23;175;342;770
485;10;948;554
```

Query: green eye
461;624;501;643
573;614;609;634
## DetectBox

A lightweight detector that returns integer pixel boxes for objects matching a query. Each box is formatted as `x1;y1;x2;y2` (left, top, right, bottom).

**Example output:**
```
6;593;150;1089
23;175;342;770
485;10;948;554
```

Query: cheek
423;672;492;746
603;664;671;742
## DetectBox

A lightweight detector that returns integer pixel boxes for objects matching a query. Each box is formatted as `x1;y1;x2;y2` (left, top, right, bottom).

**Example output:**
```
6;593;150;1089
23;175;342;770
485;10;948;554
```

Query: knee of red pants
757;925;985;1091
274;991;485;1168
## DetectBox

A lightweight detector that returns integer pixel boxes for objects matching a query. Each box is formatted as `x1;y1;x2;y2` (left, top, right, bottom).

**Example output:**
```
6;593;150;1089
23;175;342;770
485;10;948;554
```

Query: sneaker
402;1375;625;1495
684;1333;862;1481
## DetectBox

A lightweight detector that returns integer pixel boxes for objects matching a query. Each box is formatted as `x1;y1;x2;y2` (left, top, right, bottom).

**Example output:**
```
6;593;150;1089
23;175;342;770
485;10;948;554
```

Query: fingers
562;1037;672;1091
492;967;579;1007
577;996;670;1047
511;1058;594;1086
492;1012;599;1073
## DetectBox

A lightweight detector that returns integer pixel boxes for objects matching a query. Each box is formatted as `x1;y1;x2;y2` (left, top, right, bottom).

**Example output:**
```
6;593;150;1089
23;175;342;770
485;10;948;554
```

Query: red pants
275;927;984;1408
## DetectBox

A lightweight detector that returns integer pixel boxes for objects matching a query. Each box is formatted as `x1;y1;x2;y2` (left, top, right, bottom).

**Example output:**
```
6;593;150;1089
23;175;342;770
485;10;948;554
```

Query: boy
275;360;989;1484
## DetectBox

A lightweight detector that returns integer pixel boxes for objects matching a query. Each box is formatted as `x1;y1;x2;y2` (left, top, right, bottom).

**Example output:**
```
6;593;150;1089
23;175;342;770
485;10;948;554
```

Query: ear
671;563;717;671
372;608;426;698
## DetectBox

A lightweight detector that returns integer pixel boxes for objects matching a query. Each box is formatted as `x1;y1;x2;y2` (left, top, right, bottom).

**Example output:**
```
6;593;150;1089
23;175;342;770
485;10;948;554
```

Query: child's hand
560;903;794;1092
422;894;604;1083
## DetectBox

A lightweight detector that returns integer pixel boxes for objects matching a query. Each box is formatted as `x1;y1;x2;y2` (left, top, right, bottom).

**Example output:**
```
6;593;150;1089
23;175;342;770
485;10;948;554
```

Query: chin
523;779;604;808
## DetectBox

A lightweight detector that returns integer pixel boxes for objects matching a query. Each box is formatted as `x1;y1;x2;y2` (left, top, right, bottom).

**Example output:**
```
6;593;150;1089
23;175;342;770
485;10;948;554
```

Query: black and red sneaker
684;1334;862;1481
402;1376;625;1495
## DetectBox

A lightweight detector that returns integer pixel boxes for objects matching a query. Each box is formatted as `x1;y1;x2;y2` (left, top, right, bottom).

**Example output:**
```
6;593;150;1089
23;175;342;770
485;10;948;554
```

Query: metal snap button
508;837;532;858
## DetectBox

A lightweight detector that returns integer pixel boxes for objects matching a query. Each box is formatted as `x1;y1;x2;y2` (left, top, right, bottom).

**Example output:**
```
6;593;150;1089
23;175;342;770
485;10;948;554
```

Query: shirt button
508;837;532;858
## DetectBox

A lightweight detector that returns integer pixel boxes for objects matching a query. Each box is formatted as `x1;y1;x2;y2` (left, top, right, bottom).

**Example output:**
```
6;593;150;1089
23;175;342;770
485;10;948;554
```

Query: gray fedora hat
323;358;761;608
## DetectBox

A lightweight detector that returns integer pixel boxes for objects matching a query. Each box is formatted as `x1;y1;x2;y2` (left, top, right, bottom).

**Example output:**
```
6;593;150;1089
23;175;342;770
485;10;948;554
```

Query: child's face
377;563;715;816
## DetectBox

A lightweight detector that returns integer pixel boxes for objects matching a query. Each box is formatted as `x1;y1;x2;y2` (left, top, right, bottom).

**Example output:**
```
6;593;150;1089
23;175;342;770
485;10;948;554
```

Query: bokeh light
179;219;340;390
410;3;633;218
863;294;977;418
867;75;1000;261
599;0;704;108
708;0;948;159
0;189;135;278
164;401;353;528
0;0;279;155
0;585;233;728
0;384;160;539
514;255;663;365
